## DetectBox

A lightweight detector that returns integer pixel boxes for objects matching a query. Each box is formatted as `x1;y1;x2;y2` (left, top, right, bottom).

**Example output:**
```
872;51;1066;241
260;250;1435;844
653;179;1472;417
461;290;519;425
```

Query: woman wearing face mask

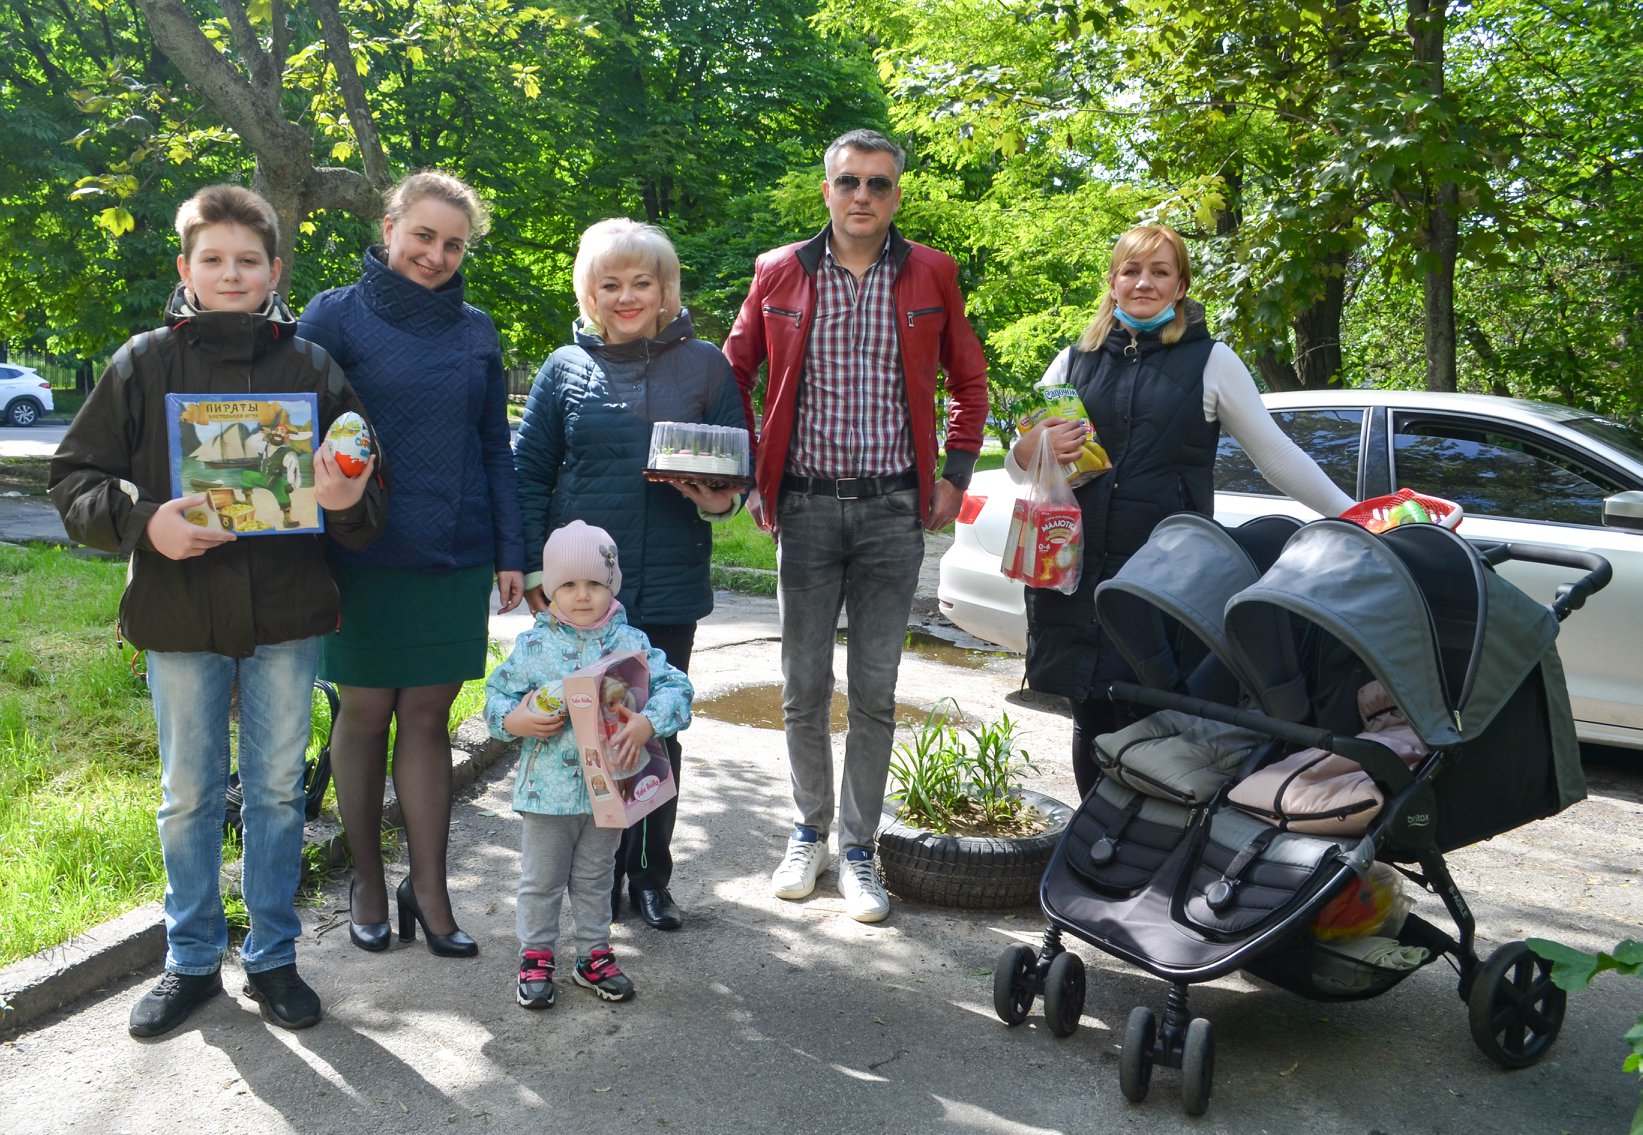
299;170;525;958
1008;224;1355;799
512;218;744;932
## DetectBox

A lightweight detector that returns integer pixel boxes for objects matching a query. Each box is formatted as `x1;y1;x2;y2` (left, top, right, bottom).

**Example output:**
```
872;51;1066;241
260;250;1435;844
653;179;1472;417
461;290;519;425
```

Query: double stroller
992;513;1610;1116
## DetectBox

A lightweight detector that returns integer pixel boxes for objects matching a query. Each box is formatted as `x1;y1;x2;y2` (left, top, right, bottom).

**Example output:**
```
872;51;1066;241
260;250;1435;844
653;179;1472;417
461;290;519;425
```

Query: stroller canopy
1095;514;1296;694
1223;520;1562;749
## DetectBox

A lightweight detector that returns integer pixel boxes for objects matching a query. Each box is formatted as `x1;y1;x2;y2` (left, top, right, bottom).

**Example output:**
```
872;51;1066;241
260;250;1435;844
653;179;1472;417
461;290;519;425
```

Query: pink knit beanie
542;520;623;597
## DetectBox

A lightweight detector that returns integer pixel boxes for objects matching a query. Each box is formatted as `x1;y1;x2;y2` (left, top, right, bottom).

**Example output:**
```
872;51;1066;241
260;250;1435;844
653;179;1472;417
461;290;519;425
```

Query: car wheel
6;399;40;427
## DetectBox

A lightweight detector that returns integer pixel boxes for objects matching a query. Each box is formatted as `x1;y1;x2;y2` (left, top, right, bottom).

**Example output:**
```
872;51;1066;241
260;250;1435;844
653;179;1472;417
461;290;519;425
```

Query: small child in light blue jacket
486;520;692;1010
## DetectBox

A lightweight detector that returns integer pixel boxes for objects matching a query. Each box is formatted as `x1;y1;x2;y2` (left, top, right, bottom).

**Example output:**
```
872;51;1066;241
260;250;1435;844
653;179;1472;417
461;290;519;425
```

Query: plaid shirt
787;237;914;478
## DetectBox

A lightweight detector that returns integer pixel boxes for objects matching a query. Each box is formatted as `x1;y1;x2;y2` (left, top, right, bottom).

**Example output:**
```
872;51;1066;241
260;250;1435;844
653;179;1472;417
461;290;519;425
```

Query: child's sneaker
573;946;635;1002
517;949;555;1009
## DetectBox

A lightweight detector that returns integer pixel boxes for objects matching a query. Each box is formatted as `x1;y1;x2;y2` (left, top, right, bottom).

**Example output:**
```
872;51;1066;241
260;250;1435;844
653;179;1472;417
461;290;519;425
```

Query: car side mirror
1603;490;1643;532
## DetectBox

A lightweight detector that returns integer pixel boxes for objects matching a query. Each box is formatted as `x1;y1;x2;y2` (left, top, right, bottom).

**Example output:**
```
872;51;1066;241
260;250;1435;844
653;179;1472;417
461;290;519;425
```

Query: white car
938;390;1643;749
0;363;54;427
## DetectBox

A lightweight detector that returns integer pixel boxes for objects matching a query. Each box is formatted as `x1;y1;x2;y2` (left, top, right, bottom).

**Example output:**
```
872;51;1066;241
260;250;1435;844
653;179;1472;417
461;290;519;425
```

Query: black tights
1069;694;1135;801
333;681;464;934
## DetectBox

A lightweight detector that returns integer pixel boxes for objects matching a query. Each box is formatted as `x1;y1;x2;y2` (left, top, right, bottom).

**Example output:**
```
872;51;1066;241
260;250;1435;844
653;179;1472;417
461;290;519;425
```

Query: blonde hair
573;218;682;337
175;185;280;261
383;170;491;240
1077;224;1193;352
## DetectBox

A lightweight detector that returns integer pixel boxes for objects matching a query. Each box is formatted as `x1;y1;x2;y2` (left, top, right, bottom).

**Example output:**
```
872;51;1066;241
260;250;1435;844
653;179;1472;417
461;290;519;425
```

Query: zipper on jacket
905;305;943;328
763;304;803;329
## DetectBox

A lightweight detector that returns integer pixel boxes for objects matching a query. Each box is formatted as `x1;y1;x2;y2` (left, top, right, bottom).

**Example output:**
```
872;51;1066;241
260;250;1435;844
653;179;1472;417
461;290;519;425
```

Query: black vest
1024;319;1220;699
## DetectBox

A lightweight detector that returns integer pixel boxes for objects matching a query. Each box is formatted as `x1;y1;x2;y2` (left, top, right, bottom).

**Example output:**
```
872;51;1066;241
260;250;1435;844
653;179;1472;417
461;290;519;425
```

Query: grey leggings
517;812;622;960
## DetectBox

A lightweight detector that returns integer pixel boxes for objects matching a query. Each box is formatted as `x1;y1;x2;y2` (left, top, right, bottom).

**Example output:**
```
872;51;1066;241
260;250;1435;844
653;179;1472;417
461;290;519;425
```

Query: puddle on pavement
695;683;939;732
829;627;1000;669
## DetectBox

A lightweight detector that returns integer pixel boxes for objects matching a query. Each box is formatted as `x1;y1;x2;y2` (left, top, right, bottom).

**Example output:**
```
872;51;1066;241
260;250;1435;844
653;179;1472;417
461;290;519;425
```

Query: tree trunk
135;0;388;292
1407;0;1458;392
1292;250;1347;389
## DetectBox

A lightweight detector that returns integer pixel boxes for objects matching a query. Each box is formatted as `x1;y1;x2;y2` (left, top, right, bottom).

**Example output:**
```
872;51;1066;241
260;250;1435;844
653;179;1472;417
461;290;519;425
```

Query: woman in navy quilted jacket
513;218;744;932
299;171;524;958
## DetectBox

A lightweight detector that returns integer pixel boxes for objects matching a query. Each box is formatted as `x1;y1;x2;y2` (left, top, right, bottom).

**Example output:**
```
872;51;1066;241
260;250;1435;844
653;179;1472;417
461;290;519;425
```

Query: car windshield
1561;414;1643;466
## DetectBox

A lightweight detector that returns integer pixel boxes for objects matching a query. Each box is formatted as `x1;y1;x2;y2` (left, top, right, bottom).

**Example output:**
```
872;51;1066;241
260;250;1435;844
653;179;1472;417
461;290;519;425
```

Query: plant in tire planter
878;701;1073;909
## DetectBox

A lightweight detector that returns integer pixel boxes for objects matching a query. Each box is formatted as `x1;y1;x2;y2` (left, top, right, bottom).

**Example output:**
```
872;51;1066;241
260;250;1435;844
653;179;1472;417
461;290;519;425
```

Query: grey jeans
517;812;623;960
776;487;924;855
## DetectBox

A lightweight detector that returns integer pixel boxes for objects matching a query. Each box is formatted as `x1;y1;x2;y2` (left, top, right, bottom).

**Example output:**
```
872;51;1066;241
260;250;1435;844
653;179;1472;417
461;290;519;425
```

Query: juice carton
1028;502;1083;590
1016;386;1111;487
562;650;677;829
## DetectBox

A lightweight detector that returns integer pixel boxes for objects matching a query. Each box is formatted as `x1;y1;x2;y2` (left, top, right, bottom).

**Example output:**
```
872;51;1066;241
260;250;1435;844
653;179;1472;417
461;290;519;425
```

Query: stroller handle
1475;541;1612;622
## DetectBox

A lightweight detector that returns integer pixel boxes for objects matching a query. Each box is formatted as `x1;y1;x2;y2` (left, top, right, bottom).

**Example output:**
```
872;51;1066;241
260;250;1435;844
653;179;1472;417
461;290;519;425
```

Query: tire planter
877;788;1073;910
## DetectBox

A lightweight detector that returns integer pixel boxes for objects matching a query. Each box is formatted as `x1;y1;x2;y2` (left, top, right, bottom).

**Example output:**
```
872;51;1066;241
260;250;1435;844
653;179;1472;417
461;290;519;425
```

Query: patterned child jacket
484;603;693;816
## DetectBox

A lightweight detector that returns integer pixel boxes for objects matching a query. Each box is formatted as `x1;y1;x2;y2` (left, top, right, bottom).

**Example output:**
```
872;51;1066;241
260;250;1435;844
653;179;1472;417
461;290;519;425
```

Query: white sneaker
837;854;891;923
772;832;830;900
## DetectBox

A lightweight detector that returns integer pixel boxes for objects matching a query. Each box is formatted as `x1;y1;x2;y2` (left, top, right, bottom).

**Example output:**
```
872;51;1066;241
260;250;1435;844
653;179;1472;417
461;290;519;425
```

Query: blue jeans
146;636;321;975
776;488;924;855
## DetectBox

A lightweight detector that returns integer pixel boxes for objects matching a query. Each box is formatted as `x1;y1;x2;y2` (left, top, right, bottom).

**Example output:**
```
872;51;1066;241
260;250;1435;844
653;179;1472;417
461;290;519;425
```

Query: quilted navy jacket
514;310;743;625
298;249;524;573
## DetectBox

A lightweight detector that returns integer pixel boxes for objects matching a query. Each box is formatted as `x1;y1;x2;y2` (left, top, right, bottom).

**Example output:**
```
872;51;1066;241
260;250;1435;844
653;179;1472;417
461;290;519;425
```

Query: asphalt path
1;586;1640;1133
2;416;1641;1131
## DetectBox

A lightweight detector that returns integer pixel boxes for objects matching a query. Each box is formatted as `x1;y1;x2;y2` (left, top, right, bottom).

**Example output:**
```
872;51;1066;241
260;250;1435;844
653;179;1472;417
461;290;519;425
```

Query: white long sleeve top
1004;344;1357;518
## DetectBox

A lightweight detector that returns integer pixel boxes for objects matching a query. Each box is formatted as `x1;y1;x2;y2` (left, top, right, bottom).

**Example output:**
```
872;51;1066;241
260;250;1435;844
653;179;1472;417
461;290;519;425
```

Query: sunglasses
831;174;897;198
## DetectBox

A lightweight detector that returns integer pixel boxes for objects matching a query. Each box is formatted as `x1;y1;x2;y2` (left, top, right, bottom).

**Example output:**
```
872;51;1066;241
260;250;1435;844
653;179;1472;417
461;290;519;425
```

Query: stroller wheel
1181;1017;1215;1117
992;943;1037;1026
1119;1006;1155;1103
1042;950;1086;1038
1467;941;1567;1069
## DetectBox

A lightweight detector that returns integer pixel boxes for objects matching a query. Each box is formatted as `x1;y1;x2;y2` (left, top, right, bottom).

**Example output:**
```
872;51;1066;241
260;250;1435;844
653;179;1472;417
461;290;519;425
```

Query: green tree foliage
820;0;1641;414
2;0;881;370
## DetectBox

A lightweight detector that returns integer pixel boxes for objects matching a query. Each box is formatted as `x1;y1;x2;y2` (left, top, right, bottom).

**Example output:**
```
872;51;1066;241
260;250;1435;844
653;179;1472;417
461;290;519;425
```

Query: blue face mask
1114;304;1177;333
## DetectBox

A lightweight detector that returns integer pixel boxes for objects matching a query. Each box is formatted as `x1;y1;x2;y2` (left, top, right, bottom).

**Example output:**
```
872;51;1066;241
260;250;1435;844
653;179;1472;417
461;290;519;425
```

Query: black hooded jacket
50;288;387;657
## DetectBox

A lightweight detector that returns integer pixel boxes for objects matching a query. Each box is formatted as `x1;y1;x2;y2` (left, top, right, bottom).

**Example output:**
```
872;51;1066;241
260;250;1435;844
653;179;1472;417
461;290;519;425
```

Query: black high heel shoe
348;879;391;953
395;877;478;958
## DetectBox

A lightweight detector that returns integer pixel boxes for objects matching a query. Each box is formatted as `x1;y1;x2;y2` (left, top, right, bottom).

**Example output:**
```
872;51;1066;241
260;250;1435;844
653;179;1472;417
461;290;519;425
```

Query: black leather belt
781;469;919;500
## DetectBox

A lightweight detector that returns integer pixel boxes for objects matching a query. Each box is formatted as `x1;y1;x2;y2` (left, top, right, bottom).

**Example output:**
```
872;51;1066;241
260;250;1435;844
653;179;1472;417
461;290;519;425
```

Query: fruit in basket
324;411;373;477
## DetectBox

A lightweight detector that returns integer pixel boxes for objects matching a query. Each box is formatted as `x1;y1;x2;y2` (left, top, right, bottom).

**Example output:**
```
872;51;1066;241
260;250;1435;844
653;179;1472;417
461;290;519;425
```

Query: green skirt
320;563;494;688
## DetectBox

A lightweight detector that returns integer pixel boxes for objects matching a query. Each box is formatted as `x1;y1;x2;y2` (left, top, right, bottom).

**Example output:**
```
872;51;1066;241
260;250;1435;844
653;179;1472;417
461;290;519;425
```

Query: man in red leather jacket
723;128;989;923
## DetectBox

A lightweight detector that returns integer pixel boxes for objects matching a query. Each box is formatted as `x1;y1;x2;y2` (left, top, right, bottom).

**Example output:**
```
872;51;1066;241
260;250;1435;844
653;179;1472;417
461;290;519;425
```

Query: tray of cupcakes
642;422;754;490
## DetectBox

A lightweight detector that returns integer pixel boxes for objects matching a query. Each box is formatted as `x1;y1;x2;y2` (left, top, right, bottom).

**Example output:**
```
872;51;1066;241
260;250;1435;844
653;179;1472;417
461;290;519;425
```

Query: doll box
562;650;677;829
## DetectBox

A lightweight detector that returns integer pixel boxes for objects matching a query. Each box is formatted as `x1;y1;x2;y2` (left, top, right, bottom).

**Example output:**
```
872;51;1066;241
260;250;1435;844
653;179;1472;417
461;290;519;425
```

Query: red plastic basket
1340;488;1463;534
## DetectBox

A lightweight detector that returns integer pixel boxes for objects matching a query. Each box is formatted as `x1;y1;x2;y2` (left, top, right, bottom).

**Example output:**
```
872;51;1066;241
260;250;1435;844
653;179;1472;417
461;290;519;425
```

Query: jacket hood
164;284;299;356
572;307;696;360
359;245;469;333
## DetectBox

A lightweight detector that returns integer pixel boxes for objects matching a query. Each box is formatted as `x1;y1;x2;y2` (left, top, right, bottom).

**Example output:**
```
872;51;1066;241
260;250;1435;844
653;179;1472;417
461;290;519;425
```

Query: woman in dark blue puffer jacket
514;218;745;931
299;171;524;959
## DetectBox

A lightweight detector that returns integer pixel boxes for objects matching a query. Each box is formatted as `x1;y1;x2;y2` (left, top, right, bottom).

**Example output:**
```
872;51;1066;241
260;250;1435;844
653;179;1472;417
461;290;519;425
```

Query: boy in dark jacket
49;185;387;1039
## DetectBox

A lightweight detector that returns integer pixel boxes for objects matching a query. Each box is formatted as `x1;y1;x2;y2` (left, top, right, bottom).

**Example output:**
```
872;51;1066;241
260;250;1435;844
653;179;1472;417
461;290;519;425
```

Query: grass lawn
707;447;1006;581
0;542;494;968
0;456;51;498
0;544;164;966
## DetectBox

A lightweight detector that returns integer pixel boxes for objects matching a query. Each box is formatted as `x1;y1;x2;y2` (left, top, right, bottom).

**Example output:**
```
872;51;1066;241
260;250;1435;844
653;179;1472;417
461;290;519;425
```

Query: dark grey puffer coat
514;309;744;625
